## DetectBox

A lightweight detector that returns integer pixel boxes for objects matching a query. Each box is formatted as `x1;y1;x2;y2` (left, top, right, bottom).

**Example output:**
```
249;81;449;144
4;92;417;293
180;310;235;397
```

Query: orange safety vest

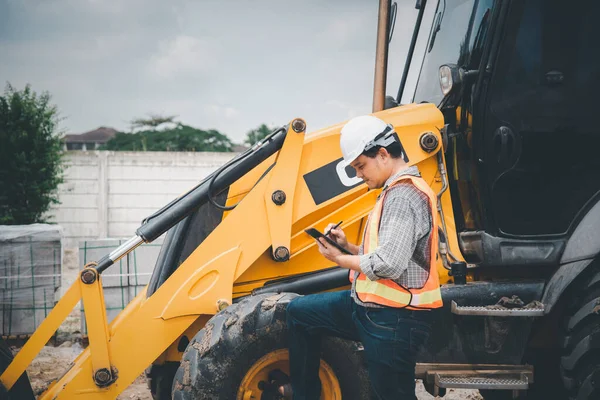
349;174;443;310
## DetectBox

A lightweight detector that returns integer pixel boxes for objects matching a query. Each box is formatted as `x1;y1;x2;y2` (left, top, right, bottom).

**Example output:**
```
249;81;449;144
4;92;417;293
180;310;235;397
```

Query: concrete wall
48;151;236;247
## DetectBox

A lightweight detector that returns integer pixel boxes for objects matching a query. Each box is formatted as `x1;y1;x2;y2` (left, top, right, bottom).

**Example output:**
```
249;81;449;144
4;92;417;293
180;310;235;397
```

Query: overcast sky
0;0;420;143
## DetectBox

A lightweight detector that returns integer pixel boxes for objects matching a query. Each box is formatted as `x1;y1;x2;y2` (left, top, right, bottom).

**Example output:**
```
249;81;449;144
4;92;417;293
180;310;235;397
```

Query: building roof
231;144;250;152
63;127;117;143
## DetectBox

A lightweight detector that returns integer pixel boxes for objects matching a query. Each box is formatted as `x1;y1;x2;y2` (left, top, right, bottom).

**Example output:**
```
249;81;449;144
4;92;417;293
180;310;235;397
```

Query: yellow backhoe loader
2;0;600;399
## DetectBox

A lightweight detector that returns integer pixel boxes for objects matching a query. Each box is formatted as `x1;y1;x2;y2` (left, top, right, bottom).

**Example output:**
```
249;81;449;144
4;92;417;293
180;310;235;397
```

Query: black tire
521;347;566;400
171;292;370;400
0;339;35;400
147;362;180;400
561;270;600;400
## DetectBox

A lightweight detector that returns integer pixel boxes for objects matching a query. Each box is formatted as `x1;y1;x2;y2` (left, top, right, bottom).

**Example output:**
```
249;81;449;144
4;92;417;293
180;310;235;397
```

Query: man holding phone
277;115;443;399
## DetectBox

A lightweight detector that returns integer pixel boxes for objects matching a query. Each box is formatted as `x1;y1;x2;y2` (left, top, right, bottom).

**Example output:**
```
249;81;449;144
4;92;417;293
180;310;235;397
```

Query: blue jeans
286;290;433;400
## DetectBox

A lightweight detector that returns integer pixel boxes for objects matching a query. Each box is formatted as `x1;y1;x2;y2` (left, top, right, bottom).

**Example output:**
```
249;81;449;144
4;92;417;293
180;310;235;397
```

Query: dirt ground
22;345;150;399
20;248;481;399
22;345;481;400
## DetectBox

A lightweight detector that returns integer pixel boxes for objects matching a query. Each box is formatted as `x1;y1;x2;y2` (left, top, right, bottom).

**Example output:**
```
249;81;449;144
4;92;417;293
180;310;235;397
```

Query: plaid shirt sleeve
358;183;430;282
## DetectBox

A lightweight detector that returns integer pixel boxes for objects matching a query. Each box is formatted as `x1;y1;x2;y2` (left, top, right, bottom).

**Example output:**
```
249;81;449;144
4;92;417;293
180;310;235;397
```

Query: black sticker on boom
303;157;363;205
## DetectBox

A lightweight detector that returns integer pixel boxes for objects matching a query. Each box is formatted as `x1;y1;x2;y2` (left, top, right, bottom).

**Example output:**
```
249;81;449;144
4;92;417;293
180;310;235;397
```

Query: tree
0;83;64;224
129;113;178;131
101;123;234;152
244;124;273;146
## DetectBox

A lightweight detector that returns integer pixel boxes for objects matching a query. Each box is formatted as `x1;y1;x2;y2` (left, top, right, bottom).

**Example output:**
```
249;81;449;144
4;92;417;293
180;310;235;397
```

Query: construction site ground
21;343;482;399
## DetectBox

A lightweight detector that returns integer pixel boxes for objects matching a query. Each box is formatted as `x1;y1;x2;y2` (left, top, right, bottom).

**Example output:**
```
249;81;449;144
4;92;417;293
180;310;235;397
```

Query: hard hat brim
341;150;361;170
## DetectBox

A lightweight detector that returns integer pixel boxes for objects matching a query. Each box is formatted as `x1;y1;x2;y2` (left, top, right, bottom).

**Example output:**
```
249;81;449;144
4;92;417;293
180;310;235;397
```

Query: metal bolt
216;299;230;311
81;269;97;284
271;190;286;205
94;368;112;386
291;119;306;133
419;132;439;152
273;246;290;262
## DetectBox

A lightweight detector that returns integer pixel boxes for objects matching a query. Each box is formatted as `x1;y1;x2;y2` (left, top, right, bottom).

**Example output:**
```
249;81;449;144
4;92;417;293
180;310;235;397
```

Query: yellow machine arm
1;103;459;398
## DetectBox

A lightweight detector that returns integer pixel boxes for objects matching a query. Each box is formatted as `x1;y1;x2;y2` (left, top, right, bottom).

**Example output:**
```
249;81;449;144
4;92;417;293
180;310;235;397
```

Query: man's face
349;152;388;189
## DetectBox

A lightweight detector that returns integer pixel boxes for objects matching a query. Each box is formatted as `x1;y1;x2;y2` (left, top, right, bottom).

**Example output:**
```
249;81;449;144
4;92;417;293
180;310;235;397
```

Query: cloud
325;100;363;119
149;35;220;80
0;0;394;142
204;105;239;119
319;13;366;47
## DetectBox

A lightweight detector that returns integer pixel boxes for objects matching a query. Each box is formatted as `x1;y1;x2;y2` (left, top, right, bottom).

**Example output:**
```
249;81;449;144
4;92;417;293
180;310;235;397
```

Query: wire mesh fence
0;226;164;336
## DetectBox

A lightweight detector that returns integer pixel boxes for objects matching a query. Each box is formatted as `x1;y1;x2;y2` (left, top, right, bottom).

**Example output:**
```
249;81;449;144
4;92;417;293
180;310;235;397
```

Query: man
278;115;443;399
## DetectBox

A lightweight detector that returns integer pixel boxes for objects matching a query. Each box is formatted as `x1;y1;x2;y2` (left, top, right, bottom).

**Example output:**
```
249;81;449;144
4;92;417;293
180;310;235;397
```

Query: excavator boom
0;104;449;398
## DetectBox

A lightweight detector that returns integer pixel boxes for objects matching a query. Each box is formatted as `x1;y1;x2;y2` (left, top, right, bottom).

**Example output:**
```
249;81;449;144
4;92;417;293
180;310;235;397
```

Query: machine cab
391;0;600;269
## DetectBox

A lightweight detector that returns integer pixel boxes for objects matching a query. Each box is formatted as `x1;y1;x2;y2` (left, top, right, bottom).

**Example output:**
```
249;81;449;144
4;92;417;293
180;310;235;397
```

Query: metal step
434;373;530;390
421;365;534;397
451;300;545;316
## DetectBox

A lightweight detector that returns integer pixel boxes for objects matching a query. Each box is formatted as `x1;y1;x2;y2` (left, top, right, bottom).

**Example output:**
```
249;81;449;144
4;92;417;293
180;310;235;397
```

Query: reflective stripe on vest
350;174;443;309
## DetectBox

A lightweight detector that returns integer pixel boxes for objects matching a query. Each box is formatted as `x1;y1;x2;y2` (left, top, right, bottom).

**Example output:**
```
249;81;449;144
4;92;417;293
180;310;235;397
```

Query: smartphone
304;228;353;255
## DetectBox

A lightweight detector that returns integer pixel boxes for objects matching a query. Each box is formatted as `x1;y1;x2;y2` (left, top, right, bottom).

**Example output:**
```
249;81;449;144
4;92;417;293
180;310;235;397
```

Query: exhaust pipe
373;0;391;113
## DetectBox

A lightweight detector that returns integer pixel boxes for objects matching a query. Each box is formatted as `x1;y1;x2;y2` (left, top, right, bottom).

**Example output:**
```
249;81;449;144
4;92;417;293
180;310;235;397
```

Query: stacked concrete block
0;224;62;336
79;237;163;333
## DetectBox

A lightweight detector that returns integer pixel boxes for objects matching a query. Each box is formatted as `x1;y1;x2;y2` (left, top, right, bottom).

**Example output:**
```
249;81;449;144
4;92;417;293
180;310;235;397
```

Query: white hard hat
340;115;397;165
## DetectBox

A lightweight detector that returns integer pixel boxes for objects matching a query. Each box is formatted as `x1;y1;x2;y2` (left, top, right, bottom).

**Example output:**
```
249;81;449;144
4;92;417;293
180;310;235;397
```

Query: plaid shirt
351;166;432;308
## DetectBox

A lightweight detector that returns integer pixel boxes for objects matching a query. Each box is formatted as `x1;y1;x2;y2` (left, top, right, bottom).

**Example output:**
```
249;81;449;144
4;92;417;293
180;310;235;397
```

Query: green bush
101;123;233;152
244;124;273;146
0;83;64;224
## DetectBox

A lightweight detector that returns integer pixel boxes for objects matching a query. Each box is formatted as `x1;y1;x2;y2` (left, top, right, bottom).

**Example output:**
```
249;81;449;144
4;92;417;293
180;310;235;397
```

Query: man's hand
324;223;360;255
316;237;343;263
325;223;348;247
316;238;362;273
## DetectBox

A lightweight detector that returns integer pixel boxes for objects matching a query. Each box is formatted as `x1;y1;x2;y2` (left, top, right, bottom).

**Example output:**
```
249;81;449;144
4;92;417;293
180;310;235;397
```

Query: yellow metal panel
108;286;147;336
159;315;212;363
264;120;306;259
235;104;461;289
159;247;241;319
80;270;112;382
